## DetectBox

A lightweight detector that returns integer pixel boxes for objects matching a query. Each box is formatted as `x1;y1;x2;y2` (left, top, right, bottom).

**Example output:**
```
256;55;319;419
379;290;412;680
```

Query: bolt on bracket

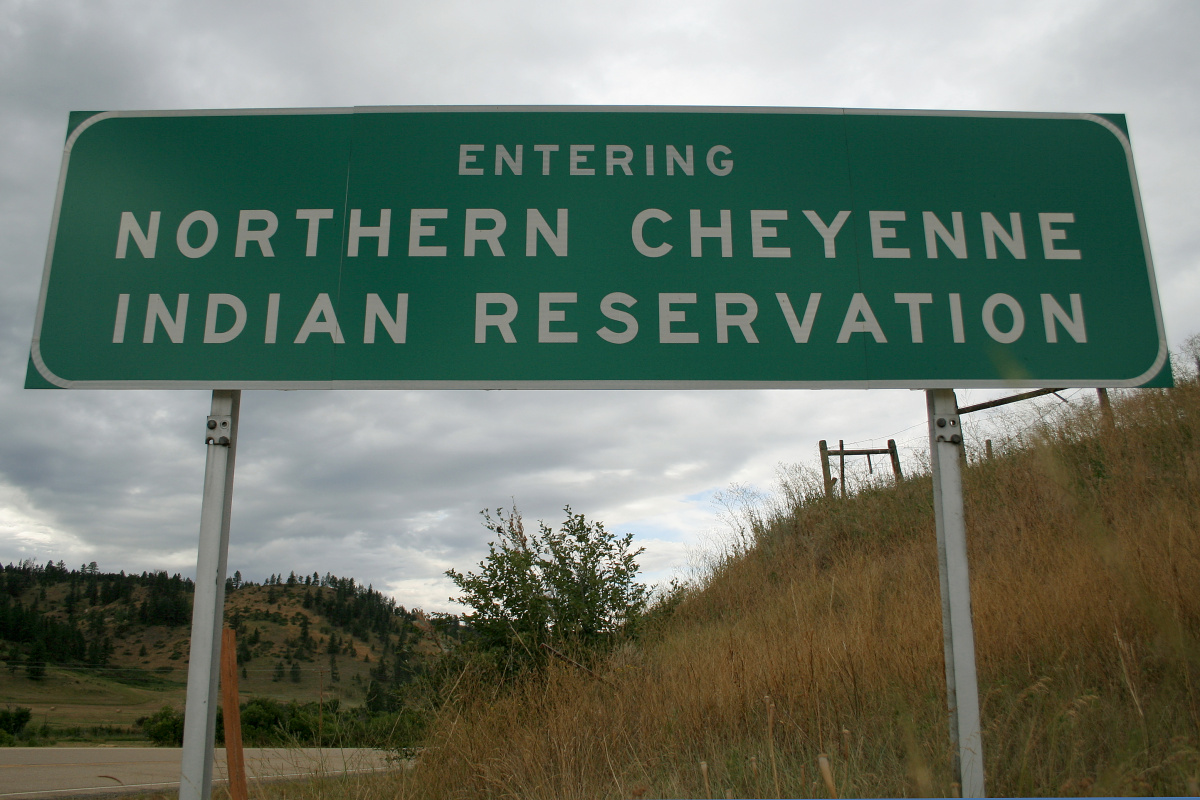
205;414;233;446
935;415;963;445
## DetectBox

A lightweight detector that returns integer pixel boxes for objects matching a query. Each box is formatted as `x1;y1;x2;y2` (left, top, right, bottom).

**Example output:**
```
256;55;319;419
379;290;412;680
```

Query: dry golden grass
129;379;1200;799
379;381;1200;799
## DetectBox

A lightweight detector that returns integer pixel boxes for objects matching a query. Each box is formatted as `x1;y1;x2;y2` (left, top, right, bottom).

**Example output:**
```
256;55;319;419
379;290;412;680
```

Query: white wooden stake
179;390;240;800
927;389;985;797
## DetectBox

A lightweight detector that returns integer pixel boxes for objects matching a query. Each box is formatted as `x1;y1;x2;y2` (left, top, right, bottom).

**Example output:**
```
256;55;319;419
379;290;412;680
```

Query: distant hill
0;563;459;739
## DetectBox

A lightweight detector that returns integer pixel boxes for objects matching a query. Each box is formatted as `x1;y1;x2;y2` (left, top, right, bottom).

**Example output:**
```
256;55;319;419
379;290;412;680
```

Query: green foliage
0;707;31;735
140;704;185;746
24;640;46;680
447;505;648;669
238;697;313;744
215;697;426;749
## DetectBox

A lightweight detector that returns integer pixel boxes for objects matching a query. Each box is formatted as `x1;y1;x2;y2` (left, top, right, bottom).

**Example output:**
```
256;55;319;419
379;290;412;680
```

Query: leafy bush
447;506;648;670
215;697;425;749
140;704;184;746
0;707;31;735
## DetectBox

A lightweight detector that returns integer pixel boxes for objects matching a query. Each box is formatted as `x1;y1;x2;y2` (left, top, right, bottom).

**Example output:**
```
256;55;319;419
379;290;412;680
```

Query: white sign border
28;105;1169;390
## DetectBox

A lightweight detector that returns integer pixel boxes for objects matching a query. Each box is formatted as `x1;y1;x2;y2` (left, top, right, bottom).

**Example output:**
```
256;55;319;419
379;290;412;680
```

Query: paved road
0;747;394;798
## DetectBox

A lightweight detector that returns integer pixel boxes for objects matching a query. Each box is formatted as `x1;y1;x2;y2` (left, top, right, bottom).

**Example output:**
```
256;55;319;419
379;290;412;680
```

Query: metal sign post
927;389;985;797
179;389;240;800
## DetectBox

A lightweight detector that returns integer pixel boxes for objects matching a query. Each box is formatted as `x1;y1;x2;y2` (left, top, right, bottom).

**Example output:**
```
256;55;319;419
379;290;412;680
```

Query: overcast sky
2;0;1198;613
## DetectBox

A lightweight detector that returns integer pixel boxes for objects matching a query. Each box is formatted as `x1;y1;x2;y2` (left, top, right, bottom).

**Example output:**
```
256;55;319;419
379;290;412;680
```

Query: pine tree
25;640;47;680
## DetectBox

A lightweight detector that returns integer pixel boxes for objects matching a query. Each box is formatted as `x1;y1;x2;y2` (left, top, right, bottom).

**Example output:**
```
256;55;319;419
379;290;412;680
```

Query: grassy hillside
9;379;1199;796
375;379;1200;798
0;570;440;742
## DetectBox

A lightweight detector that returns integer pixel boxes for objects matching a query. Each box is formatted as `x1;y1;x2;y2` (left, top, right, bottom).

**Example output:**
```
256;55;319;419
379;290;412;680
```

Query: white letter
982;294;1025;343
659;293;698;343
923;211;966;259
204;293;247;343
294;294;345;343
569;145;595;176
751;210;790;258
706;145;732;176
176;211;217;259
143;294;189;343
112;294;129;343
715;293;759;344
116;211;159;258
894;293;934;343
496;145;522;175
409;209;448;257
645;145;654;176
465;209;507;256
296;209;333;257
1039;213;1081;260
949;293;965;343
364;293;408;343
837;294;887;343
348;209;391;257
598;292;638;344
475;293;518;343
870;211;909;259
982;212;1026;259
803;210;851;258
1042;293;1086;343
776;293;821;343
607;145;633;176
666;145;694;176
534;144;559;175
526;209;568;256
458;144;484;175
690;209;732;257
539;293;577;343
235;210;278;258
632;209;672;257
265;294;280;344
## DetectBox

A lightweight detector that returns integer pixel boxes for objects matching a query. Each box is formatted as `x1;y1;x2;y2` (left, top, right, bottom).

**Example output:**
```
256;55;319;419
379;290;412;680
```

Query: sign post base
927;388;985;798
179;390;240;800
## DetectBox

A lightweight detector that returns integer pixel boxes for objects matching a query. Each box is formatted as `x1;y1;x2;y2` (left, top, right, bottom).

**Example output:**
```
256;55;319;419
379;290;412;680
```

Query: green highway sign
28;106;1168;389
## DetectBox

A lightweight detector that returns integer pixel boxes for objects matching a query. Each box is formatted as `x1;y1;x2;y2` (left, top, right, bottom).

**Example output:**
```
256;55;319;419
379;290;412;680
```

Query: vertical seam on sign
837;108;873;388
332;113;357;386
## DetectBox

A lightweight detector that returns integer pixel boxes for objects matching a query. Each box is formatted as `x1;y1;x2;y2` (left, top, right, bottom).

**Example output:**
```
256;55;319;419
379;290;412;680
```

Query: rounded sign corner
28;341;73;389
64;111;120;155
1078;112;1134;151
1123;336;1171;388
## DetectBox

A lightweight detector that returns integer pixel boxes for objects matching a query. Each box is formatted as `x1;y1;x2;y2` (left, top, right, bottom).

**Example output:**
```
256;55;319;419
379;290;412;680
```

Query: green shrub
0;707;31;735
140;704;184;746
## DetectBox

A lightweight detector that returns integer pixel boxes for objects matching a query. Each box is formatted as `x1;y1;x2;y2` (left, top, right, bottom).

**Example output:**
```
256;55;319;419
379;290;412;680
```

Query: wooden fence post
887;439;903;481
839;440;847;498
819;440;834;498
220;628;248;800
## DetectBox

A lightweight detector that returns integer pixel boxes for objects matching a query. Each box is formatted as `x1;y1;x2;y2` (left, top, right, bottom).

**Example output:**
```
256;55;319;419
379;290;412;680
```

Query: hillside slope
0;568;444;738
394;380;1200;799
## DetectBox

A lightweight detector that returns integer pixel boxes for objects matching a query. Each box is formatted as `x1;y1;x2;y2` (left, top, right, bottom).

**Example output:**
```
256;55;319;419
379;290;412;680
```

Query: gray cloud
0;0;1197;610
